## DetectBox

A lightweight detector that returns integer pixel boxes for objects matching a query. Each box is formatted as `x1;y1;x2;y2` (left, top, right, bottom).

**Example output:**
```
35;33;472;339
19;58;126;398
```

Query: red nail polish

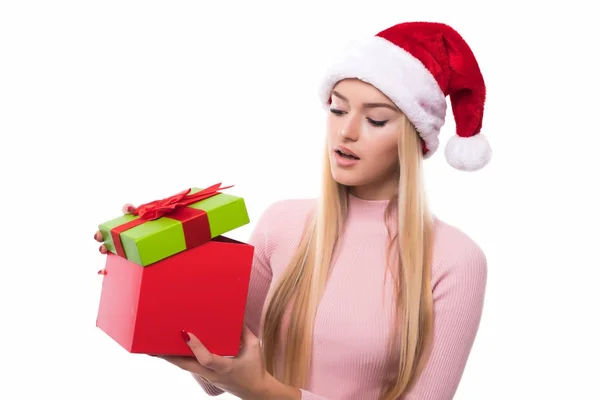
181;330;190;342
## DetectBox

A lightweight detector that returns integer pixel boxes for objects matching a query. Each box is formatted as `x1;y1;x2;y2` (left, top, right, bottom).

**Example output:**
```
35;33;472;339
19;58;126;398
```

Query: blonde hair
260;114;435;399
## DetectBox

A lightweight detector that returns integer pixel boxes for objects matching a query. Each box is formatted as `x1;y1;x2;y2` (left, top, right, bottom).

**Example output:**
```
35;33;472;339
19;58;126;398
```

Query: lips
335;145;360;160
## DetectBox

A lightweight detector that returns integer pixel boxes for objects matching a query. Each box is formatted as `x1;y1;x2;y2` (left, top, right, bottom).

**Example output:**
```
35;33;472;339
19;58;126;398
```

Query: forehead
332;78;390;101
331;78;399;112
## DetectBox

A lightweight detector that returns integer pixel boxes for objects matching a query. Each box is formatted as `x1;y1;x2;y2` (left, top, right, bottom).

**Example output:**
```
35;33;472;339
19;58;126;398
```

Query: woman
95;21;491;400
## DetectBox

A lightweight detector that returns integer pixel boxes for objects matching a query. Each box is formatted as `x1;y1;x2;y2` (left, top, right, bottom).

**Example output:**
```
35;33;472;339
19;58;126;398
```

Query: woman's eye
329;109;387;127
367;118;388;127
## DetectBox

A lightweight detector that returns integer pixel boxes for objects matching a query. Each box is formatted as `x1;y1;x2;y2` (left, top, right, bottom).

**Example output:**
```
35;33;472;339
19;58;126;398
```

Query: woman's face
327;78;404;199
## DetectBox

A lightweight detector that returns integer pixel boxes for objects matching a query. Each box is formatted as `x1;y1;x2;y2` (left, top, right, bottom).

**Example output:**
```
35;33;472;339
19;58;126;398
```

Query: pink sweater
194;194;487;399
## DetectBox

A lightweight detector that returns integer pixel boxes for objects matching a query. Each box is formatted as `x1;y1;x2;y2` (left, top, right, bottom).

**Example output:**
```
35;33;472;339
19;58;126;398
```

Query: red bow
124;183;233;221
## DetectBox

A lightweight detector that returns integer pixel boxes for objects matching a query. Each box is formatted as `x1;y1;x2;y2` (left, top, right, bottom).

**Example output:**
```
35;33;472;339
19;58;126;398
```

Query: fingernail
181;330;190;342
99;245;107;254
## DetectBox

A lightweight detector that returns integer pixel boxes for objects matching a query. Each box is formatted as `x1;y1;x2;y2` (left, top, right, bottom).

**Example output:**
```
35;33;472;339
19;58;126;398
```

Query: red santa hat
318;21;491;171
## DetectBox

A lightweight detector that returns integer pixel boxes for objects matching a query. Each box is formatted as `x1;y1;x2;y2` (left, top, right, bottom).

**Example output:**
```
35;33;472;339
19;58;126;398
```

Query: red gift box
95;235;254;356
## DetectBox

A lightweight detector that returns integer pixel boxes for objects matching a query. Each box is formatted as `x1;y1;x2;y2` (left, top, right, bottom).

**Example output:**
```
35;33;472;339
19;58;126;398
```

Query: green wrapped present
98;183;249;266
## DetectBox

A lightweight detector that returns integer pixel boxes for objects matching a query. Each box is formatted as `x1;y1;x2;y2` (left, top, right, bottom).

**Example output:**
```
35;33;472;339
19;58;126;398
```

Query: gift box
98;183;250;266
95;235;254;356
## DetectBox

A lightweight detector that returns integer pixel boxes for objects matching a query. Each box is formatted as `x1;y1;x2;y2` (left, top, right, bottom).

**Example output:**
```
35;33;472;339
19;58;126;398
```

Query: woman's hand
94;229;299;399
158;325;300;400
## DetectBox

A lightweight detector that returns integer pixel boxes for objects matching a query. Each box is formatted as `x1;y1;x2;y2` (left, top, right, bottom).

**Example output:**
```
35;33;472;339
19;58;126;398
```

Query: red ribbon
110;183;233;260
128;182;233;221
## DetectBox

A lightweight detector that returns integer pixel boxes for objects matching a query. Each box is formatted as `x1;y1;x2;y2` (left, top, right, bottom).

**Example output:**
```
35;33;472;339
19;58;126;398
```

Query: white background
1;1;599;399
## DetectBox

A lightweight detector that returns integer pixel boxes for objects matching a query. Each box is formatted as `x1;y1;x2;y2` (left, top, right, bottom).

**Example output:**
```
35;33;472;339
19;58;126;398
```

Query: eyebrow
332;90;398;111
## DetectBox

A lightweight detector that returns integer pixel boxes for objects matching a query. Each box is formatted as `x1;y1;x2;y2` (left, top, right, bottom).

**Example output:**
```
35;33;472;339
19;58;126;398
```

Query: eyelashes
329;108;388;127
367;118;388;127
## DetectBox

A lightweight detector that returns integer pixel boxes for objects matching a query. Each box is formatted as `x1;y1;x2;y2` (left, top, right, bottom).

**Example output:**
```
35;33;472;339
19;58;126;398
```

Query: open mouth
335;149;360;160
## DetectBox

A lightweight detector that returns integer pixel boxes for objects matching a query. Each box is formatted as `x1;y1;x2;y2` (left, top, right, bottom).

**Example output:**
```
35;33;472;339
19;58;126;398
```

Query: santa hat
318;21;491;171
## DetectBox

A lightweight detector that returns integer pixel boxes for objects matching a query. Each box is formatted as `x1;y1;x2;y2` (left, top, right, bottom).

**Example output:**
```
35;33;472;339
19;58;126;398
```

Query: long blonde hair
260;114;436;399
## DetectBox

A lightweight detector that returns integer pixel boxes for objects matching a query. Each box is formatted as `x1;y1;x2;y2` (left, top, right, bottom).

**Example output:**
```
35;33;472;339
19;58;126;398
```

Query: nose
339;113;360;141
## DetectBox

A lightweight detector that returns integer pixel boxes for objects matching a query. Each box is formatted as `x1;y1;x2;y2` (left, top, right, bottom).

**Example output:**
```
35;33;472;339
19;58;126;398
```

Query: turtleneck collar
346;192;439;230
342;193;396;236
347;192;391;213
347;192;396;224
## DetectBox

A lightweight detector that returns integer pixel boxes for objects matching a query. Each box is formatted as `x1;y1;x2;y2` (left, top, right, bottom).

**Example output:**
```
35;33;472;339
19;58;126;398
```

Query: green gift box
98;183;250;266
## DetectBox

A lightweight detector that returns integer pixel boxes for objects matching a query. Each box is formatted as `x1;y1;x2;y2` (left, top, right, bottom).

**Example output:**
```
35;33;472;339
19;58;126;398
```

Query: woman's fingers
183;330;232;374
95;230;108;254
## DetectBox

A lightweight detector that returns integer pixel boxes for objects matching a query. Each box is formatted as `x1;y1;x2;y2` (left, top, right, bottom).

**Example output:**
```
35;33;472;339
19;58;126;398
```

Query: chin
330;167;365;187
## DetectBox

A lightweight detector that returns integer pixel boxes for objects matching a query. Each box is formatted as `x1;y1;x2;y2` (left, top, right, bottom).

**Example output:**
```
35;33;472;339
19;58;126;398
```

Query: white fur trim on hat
444;133;492;171
318;35;448;157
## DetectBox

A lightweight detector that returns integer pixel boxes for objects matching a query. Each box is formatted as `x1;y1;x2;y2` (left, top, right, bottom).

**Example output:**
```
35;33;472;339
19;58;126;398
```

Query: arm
193;205;275;396
401;238;488;400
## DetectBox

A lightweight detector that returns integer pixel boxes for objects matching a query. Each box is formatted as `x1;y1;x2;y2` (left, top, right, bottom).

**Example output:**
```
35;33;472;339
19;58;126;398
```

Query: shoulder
259;198;316;221
431;216;488;284
249;197;316;249
255;198;316;230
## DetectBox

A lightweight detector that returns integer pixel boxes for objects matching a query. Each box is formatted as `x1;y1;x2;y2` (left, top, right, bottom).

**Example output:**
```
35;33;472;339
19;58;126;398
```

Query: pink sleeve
401;239;488;400
192;204;275;396
192;373;225;396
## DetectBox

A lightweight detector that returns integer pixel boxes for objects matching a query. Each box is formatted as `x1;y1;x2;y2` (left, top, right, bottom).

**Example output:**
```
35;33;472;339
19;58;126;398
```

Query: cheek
326;116;339;142
365;131;398;167
369;146;398;174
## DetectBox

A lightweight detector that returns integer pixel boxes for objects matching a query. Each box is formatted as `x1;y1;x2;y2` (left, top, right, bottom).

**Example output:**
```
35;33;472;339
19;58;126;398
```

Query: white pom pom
444;134;492;171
